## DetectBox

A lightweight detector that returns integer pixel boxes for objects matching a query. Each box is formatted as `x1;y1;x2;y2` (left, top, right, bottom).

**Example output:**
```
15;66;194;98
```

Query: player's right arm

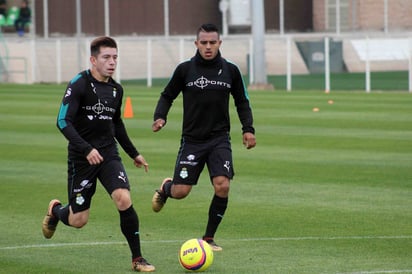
152;62;187;131
56;74;94;157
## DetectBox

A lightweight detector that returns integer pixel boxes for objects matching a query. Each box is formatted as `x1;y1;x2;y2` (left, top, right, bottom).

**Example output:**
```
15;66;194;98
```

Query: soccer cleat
42;199;61;239
204;238;223;252
131;257;155;272
151;177;172;212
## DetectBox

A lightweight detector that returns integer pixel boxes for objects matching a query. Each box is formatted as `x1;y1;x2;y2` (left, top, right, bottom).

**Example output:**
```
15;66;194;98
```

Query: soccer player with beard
151;23;256;251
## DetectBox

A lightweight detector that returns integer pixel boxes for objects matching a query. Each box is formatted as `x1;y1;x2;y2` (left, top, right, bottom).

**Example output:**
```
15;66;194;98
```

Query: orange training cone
124;96;134;118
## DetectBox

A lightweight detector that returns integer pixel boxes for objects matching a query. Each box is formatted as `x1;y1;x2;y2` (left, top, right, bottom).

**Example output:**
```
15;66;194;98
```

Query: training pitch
0;83;411;273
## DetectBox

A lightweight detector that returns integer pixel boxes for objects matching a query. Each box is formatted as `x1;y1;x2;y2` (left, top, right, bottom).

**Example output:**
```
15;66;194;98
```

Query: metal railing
1;33;411;92
0;30;9;82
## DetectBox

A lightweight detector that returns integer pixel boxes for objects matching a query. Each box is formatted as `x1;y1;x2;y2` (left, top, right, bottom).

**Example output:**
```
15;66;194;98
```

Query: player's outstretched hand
152;118;166;132
134;154;149;172
243;132;256;149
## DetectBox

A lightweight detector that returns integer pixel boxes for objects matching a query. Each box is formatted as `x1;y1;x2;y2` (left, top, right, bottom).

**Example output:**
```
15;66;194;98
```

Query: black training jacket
154;51;254;142
56;70;138;159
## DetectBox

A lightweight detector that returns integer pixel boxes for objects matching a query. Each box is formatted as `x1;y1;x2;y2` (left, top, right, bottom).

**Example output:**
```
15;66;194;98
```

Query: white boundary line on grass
337;271;412;274
1;235;411;250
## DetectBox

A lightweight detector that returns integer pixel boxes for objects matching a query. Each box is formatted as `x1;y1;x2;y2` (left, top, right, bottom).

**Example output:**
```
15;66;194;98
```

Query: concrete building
1;0;411;84
313;0;412;32
2;0;412;36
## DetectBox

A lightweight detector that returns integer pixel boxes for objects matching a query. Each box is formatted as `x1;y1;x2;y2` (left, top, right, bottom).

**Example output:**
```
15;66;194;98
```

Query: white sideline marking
1;235;411;250
338;271;412;274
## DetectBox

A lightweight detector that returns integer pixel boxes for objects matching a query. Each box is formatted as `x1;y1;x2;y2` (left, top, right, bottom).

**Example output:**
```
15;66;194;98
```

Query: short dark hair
197;23;220;39
90;36;117;57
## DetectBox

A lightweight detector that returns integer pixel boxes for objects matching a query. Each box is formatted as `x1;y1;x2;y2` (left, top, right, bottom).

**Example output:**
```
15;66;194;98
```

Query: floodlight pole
219;0;229;37
383;0;388;34
335;0;341;35
75;0;81;38
164;0;169;37
279;0;284;35
104;0;110;36
76;0;82;72
42;0;48;39
248;0;274;90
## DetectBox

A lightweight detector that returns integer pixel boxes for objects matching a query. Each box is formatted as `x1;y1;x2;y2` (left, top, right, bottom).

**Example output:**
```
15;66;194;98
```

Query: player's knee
171;185;191;199
69;210;89;228
213;176;230;196
216;185;229;196
173;191;189;199
72;220;87;228
111;188;132;210
70;215;88;228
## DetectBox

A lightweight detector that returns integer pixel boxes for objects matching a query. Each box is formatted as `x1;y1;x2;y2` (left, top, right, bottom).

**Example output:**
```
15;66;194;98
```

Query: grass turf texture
124;71;410;91
0;83;411;273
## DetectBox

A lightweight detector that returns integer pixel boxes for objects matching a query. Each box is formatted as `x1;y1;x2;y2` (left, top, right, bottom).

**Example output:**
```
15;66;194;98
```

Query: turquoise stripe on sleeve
70;73;82;85
241;77;250;100
57;103;69;129
227;59;250;100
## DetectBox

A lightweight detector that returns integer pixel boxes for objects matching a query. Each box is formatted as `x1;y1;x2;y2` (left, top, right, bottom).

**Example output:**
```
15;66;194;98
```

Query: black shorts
172;134;234;185
67;146;130;213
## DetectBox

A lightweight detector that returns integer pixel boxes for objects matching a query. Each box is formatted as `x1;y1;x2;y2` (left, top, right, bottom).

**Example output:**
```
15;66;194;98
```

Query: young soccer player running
42;36;155;272
151;23;256;251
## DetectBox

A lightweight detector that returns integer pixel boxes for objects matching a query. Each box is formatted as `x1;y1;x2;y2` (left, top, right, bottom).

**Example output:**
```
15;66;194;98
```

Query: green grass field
1;83;411;274
126;71;410;91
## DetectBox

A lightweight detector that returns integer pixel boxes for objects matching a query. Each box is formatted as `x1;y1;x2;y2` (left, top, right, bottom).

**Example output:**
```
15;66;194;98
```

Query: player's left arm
242;132;256;149
229;63;256;149
112;90;140;160
114;109;149;171
133;154;149;172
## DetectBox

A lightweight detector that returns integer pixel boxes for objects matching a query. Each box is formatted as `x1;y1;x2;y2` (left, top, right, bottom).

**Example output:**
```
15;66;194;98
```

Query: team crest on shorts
180;167;188;179
76;194;85;205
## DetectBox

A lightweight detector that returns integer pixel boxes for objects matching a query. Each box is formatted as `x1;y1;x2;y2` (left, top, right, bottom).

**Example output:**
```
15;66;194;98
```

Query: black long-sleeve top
57;70;139;159
154;51;254;142
19;7;31;20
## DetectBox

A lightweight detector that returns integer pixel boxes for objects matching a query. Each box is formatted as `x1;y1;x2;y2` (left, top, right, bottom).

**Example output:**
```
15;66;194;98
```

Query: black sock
52;204;70;226
119;205;142;259
163;180;173;198
203;195;228;239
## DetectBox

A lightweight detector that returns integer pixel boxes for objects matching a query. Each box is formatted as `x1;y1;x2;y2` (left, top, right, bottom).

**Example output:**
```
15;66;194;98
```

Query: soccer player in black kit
151;24;256;251
42;36;155;272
